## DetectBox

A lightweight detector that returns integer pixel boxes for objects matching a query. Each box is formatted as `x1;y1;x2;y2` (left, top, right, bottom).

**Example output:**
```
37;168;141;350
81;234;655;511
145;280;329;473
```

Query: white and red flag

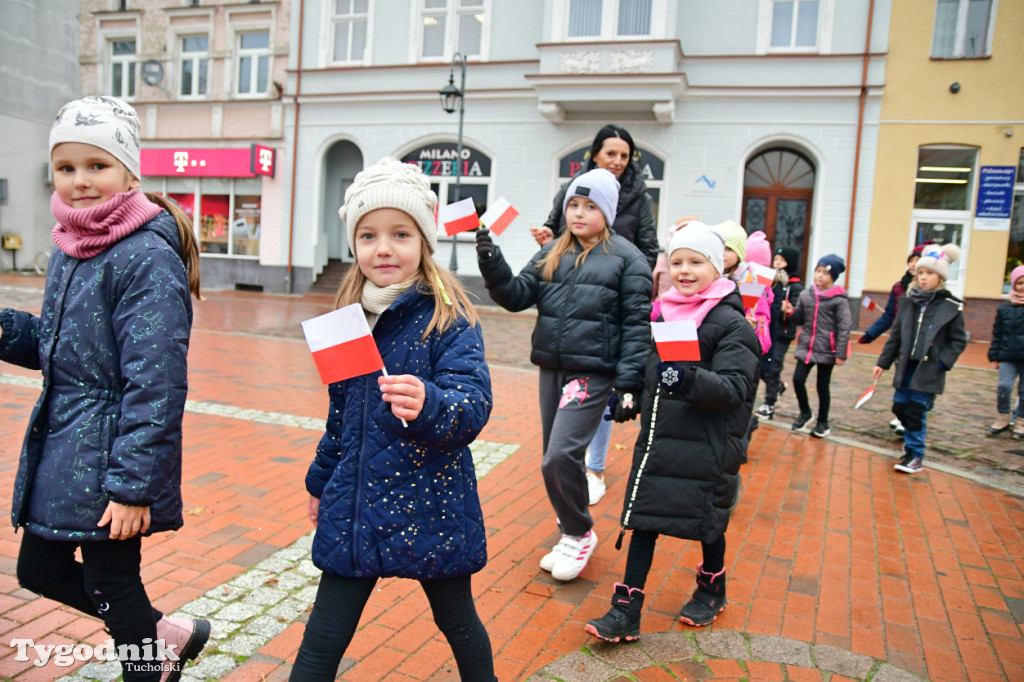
301;304;385;385
479;197;519;236
746;262;776;287
862;296;877;311
438;197;479;236
855;381;877;409
739;281;766;310
652;320;700;362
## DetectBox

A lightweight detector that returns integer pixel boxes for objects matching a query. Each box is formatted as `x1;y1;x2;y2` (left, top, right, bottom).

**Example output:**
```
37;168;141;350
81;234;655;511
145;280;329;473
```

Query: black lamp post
439;52;466;273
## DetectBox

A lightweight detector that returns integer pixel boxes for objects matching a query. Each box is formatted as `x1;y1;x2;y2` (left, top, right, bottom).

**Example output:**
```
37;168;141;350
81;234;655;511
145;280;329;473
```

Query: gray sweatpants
538;368;614;537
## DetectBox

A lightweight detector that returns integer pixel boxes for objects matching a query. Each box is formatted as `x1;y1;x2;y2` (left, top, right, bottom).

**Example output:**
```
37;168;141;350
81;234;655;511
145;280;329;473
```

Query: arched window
742;147;816;273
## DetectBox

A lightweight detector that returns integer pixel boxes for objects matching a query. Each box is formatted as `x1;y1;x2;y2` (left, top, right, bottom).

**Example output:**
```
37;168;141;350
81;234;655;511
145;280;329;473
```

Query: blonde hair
537;228;612;281
333;235;480;340
145;193;202;299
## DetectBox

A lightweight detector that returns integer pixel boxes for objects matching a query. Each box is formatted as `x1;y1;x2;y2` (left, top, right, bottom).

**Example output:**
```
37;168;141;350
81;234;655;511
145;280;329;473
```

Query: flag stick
381;366;409;428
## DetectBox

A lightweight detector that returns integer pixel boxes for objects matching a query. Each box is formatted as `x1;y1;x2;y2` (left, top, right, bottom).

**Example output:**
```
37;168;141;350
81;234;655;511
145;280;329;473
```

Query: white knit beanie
339;157;438;254
563;168;619;229
49;96;142;181
667;221;726;275
915;243;961;281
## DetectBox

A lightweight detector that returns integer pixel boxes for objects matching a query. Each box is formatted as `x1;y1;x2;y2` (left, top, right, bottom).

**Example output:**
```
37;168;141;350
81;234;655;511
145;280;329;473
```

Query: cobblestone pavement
1;276;1022;681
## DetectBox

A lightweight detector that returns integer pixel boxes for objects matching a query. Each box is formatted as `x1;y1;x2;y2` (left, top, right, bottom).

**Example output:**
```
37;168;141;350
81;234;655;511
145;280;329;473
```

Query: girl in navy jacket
989;265;1024;437
0;97;205;681
291;158;495;681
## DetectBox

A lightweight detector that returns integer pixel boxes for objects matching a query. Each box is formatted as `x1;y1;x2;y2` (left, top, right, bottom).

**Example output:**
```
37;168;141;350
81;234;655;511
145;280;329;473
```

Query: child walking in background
0;96;206;682
781;254;852;438
873;244;967;474
292;159;495;681
989;266;1024;438
585;223;759;642
756;245;804;420
476;168;653;581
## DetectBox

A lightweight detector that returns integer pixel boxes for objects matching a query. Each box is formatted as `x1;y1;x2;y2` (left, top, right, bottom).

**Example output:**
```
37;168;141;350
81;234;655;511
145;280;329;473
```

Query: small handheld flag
862;296;877;311
301;304;385;385
479;197;519;236
746;262;776;287
855;382;877;409
438;197;479;236
739;281;766;310
652;320;700;361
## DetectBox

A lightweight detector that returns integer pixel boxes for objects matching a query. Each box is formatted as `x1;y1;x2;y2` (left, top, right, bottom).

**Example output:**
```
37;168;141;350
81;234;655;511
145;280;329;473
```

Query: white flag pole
380;366;409;428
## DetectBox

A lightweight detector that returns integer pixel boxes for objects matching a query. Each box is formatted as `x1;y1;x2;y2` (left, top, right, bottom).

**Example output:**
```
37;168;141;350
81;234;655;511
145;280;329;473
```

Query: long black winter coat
619;291;759;544
876;288;967;395
989;301;1024;364
545;162;659;269
478;235;653;391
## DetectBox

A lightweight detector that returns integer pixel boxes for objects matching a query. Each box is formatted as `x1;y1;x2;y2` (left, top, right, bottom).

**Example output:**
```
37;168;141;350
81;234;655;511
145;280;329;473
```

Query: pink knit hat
1011;265;1024;288
745;230;772;267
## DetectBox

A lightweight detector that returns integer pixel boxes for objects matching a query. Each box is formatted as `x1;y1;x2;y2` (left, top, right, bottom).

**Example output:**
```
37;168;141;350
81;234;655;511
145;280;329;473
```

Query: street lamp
439;52;466;272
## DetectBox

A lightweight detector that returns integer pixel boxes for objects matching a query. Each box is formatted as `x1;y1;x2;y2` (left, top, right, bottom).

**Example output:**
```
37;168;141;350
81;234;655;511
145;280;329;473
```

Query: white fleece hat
339;157;439;254
667;220;726;275
915;243;961;281
49;96;142;180
563;168;619;229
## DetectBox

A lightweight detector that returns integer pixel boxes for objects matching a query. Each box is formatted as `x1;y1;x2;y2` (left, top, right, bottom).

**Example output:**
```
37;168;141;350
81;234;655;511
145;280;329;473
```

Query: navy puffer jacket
0;210;192;540
989;301;1024;364
305;287;492;580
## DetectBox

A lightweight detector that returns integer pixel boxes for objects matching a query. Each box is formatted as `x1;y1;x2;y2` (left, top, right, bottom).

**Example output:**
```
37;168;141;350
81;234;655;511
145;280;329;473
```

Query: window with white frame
236;30;270;96
566;0;652;39
420;0;483;59
110;39;137;99
179;35;209;98
931;0;996;59
332;0;368;63
770;0;819;49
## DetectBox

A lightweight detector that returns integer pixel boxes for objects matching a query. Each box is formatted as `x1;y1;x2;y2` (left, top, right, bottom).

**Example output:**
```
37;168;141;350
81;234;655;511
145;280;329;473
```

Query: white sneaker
539;535;570;572
586;471;607;505
551;530;598;581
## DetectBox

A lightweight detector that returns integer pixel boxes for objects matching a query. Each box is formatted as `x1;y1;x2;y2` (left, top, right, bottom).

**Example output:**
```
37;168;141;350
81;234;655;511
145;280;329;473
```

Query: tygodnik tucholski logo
9;637;180;670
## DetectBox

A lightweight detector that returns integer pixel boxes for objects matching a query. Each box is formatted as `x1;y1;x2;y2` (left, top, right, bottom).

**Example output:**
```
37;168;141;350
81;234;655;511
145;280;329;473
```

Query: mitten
611;388;640;422
857;336;870;344
475;229;494;259
657;361;689;394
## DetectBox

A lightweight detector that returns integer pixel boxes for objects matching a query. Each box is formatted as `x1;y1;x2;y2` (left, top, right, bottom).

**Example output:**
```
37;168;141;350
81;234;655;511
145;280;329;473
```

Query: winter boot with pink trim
157;615;210;682
585;583;645;643
678;564;726;627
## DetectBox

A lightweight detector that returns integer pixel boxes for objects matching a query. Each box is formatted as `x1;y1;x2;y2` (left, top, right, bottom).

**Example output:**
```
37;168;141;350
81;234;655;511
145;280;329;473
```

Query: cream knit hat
49;96;143;181
339;157;439;254
915;243;961;281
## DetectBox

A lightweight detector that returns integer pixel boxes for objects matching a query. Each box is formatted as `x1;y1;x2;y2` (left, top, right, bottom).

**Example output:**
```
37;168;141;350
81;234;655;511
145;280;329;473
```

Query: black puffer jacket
478;235;653;391
989;301;1024;364
545;162;658;269
619;291;759;544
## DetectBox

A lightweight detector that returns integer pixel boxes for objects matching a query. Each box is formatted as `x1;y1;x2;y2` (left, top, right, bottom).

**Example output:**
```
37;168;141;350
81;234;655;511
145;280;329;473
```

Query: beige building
862;0;1023;339
78;0;291;290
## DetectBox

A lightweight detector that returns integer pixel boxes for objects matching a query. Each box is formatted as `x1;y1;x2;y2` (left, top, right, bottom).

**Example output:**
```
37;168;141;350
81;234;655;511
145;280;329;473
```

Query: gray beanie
49;96;142;181
667;221;727;275
563;168;619;230
339;157;439;254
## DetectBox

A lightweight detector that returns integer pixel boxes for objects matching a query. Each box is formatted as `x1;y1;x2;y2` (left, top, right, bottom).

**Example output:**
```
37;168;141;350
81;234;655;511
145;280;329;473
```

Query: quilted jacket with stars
305;287;492;580
0;210;192;540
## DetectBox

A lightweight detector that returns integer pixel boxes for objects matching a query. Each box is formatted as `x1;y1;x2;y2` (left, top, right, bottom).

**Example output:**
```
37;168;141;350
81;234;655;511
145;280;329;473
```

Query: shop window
237;31;270;96
180;35;209;98
914;146;977;211
420;0;483;59
110;39;137;99
332;0;368;63
565;0;652;38
400;142;491;239
164;177;260;258
232;179;262;256
932;0;995;59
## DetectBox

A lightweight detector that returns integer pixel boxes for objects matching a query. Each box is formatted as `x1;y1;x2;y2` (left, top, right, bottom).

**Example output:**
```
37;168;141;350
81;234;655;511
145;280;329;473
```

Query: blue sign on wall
976;166;1017;219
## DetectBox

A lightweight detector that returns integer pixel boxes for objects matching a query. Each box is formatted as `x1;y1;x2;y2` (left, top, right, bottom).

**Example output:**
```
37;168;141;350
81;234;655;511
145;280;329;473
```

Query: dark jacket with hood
545;162;658;269
876;287;967;395
775;276;805;343
790;284;852;365
989;299;1024;364
478;234;653;391
619;290;759;544
0;210;192;540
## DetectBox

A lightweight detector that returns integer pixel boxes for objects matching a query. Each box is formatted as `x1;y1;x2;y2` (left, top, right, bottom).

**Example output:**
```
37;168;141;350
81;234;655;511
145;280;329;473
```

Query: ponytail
145;192;202;299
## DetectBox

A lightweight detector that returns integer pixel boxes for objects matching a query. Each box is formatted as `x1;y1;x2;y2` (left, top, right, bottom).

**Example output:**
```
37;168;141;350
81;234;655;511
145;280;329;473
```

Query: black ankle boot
678;563;726;627
585;582;645;643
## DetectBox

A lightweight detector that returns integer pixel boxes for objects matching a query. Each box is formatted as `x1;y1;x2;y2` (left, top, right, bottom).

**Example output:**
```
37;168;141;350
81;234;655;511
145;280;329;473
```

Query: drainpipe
285;0;305;294
844;0;875;291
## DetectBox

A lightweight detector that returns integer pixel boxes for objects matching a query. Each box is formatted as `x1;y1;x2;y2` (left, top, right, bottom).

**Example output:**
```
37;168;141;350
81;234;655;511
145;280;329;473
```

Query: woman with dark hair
531;124;659;505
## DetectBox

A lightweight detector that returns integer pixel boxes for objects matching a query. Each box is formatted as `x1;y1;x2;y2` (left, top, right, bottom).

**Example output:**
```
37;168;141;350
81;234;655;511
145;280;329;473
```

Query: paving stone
215;602;264;622
294;560;322;578
180;653;237;679
244;615;289;638
70;661;121;681
208;618;242;640
693;630;749;660
275;546;311;562
265;599;309;621
536;650;619;681
256;556;297;573
638;632;697;663
748;634;812;667
229;569;273;589
872;663;928;682
242;586;289;607
205;585;247;602
178;597;225;617
275;570;311;591
586;640;653;671
293;586;320;603
218;634;265;656
813;643;874;678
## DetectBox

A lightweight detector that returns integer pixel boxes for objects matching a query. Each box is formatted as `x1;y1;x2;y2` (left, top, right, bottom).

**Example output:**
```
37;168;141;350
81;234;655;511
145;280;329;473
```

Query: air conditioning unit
43;162;53;185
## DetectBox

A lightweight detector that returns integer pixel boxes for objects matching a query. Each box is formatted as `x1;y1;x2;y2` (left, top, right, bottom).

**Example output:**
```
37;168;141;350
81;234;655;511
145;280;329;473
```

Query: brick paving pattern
0;274;1022;681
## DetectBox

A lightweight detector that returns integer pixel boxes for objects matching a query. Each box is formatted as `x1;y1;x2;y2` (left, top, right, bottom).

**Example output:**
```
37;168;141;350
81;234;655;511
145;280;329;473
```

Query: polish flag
301;304;385;385
746;262;776;287
862;296;877;311
438;197;479;236
855;382;877;409
739;282;766;310
652;320;700;361
479;197;519;236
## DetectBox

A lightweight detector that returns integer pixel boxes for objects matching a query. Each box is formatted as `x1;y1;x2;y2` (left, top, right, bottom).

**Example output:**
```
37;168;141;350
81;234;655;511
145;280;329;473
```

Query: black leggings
792;360;834;424
16;530;163;682
289;573;495;681
623;530;727;590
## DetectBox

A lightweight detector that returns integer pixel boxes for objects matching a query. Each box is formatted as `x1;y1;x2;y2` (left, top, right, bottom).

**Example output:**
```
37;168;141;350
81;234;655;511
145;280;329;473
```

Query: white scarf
361;278;415;328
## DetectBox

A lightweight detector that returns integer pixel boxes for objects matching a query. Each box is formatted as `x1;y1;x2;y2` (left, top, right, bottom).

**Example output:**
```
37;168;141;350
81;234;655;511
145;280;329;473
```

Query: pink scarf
51;190;162;260
658;277;737;327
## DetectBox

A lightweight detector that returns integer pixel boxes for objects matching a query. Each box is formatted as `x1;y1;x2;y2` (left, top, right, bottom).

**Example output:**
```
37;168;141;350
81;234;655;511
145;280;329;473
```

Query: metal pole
449;53;465;273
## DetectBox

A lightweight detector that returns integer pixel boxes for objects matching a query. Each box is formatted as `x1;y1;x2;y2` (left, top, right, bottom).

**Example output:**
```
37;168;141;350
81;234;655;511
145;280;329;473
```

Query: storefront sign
251;144;275;178
400;143;492;177
140;148;258;178
975;165;1017;231
559;146;664;181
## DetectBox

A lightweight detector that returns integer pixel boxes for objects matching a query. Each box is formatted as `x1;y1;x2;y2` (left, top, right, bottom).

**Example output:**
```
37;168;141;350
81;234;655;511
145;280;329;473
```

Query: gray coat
789;285;852;365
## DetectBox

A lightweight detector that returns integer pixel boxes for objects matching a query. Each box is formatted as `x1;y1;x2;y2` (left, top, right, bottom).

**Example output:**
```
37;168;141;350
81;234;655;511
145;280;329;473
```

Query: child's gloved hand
611;388;640;422
475;229;494;259
657;361;689;394
857;336;870;344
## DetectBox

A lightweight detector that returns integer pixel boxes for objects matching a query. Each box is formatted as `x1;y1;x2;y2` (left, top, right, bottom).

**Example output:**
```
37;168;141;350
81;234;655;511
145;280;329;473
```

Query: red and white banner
855;382;877;409
479;197;519;235
745;262;776;287
739;282;766;310
301;304;385;385
438;197;479;236
862;296;877;311
652;320;700;362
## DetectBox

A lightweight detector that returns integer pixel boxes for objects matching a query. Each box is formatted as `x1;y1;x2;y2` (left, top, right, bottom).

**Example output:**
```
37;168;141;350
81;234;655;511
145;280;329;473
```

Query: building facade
862;0;1023;339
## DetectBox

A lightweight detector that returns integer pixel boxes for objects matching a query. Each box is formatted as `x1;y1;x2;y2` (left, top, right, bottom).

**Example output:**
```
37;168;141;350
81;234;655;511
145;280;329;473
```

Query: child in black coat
988;265;1024;438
